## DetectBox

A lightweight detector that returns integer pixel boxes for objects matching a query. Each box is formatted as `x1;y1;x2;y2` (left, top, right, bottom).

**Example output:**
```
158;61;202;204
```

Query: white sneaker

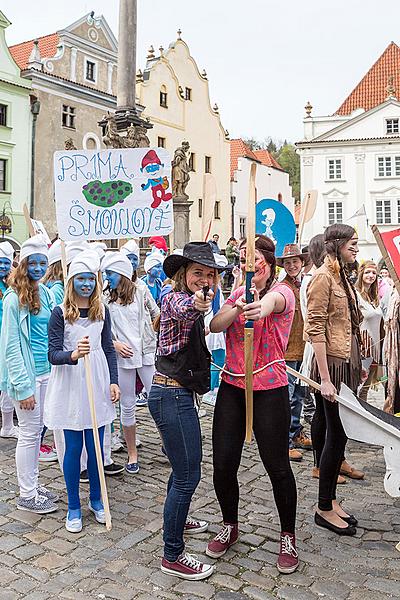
0;425;19;439
38;444;58;462
66;512;83;533
88;501;106;524
136;436;143;448
202;390;217;406
111;432;124;452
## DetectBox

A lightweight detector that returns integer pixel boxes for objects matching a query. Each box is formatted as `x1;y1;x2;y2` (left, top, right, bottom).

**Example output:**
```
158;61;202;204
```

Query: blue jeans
148;385;202;562
63;427;105;511
286;360;305;446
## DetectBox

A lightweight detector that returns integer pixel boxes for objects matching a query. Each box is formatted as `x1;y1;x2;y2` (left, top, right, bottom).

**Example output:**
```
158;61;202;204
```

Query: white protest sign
54;147;174;241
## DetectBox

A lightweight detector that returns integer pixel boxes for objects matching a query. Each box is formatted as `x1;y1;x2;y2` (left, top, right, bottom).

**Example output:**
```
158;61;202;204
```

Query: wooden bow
244;162;257;443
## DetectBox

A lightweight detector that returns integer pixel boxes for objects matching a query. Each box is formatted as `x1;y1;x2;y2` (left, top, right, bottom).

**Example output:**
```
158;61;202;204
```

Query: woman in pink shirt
206;235;299;574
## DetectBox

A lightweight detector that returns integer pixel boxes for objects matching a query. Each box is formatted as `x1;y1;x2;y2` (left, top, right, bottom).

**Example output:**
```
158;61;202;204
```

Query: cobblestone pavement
1;389;400;600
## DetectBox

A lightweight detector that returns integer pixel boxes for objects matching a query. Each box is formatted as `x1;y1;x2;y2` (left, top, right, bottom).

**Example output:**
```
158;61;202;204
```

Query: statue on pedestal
102;113;150;149
172;141;190;200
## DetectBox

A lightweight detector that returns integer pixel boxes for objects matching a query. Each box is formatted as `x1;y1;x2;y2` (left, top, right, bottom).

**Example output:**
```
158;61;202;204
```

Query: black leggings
311;392;347;511
212;380;297;533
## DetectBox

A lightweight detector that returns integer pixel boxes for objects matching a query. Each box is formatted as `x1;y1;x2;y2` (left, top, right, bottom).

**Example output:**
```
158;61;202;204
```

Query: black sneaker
80;470;89;483
104;463;124;476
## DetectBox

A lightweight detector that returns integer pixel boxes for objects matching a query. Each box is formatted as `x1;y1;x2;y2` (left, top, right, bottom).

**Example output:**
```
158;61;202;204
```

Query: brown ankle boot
312;466;346;484
289;448;303;462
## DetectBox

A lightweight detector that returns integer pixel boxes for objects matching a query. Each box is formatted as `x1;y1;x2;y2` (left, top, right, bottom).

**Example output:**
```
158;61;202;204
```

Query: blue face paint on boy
148;263;163;281
126;253;139;272
0;257;12;279
73;272;97;297
105;270;121;290
27;254;48;281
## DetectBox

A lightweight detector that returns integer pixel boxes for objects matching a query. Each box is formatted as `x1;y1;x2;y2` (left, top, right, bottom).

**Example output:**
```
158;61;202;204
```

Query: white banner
54;148;174;241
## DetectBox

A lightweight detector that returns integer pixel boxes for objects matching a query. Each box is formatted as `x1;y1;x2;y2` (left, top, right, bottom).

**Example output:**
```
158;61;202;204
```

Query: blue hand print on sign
256;199;296;256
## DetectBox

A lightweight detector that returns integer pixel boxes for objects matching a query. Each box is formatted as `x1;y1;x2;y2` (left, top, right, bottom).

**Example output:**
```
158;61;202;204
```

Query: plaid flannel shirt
158;291;200;356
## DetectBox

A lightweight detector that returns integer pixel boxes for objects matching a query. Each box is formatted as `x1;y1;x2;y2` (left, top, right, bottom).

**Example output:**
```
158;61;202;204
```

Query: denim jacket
0;284;55;401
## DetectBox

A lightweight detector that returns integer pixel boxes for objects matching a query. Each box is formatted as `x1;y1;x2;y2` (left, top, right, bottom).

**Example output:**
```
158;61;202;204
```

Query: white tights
119;365;155;426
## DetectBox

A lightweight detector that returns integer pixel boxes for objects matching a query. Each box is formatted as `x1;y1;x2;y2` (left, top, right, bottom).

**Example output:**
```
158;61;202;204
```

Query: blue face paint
105;270;121;290
149;263;162;280
127;253;139;272
27;253;48;281
73;272;97;298
145;163;161;174
0;257;11;279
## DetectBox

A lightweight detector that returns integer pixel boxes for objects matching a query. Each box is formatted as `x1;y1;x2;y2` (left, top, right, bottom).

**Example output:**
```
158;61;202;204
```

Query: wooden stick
60;240;67;284
84;354;112;531
23;203;35;237
371;225;400;297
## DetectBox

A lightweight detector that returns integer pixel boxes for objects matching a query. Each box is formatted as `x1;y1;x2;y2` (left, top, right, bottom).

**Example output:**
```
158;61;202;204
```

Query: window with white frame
0;104;7;127
327;158;342;180
377;155;400;177
386;119;399;134
375;197;400;224
239;217;246;239
0;159;6;191
328;201;343;224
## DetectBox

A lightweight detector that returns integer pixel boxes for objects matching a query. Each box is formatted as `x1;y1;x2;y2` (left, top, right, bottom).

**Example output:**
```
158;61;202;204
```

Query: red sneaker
205;523;238;558
276;532;299;574
184;515;209;534
161;552;214;580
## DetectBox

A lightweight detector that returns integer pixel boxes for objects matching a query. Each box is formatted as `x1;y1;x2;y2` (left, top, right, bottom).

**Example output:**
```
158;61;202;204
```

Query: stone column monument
171;141;193;249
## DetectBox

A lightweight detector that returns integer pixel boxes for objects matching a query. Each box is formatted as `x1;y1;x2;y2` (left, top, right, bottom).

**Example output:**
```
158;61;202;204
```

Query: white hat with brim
20;234;49;262
102;251;133;280
48;239;62;266
67;250;100;282
120;239;140;258
0;241;14;261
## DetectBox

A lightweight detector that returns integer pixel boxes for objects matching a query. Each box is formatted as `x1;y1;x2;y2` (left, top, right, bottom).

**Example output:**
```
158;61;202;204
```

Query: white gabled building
296;42;400;261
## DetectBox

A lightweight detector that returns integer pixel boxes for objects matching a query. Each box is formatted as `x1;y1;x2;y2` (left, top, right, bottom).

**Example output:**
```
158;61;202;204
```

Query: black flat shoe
314;512;357;536
341;514;358;527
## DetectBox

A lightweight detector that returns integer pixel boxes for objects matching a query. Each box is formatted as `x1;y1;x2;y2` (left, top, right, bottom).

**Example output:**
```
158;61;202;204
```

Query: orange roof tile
253;149;283;171
230;139;260;180
336;42;400;115
9;33;59;70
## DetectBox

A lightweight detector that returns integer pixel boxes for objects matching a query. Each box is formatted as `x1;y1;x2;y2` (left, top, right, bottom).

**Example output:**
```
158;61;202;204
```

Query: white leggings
54;423;112;471
1;391;14;413
13;374;49;499
119;365;155;426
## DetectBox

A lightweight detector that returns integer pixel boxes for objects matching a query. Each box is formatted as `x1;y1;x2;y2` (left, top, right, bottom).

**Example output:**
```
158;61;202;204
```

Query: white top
204;287;226;352
357;291;383;363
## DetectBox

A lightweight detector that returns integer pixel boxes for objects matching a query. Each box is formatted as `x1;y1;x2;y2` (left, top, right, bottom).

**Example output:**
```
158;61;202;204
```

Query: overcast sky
4;1;399;143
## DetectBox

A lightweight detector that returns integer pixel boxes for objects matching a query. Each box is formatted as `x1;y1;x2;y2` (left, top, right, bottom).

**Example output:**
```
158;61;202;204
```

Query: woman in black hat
148;242;224;581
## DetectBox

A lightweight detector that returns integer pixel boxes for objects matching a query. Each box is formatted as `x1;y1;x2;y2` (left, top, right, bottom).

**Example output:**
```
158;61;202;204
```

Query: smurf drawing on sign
261;208;277;245
140;149;172;208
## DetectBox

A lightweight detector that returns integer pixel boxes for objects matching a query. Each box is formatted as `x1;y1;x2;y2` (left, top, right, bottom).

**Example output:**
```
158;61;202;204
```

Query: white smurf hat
144;251;164;273
67;250;100;282
90;241;108;261
48;239;62;266
102;251;133;280
66;241;91;265
20;234;49;262
120;239;140;257
0;241;14;261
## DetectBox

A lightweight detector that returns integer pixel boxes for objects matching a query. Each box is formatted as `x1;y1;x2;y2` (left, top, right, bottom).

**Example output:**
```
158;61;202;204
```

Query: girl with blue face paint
44;251;120;533
0;241;18;441
0;235;58;515
141;252;165;305
102;251;159;475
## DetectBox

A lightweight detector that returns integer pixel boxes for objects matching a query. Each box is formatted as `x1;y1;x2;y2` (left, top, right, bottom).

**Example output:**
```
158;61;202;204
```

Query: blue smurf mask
73;272;97;297
105;270;121;291
27;254;48;281
149;263;162;279
0;257;11;279
127;253;139;272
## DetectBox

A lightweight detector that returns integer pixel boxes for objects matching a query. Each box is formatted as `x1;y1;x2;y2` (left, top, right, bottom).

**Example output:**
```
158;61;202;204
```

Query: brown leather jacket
304;256;352;360
282;275;305;361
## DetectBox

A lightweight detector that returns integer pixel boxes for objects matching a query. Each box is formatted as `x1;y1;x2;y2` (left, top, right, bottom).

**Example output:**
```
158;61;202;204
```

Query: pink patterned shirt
222;283;295;391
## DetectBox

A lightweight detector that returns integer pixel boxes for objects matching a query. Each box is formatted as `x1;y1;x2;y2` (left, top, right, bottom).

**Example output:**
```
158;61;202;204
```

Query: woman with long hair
206;235;299;575
0;235;58;514
44;251;119;532
102;251;159;474
355;261;383;401
148;242;224;581
306;223;363;536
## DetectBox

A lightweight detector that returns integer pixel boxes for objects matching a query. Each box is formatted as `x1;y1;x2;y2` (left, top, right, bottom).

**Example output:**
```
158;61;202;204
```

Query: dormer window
386;118;399;134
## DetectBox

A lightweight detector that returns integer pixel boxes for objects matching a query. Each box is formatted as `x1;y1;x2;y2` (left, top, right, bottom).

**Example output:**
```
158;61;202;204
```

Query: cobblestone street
1;397;400;600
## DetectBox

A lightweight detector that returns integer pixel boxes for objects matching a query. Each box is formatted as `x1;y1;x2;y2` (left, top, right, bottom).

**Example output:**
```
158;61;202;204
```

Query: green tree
276;144;300;204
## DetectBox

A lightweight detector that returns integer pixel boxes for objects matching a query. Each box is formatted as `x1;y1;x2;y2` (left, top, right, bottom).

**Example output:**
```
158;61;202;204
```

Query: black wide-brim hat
163;242;226;279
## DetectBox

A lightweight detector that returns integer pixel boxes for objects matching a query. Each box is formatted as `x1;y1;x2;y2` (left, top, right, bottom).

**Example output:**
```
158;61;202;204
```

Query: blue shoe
88;500;106;524
125;462;140;474
66;509;82;533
